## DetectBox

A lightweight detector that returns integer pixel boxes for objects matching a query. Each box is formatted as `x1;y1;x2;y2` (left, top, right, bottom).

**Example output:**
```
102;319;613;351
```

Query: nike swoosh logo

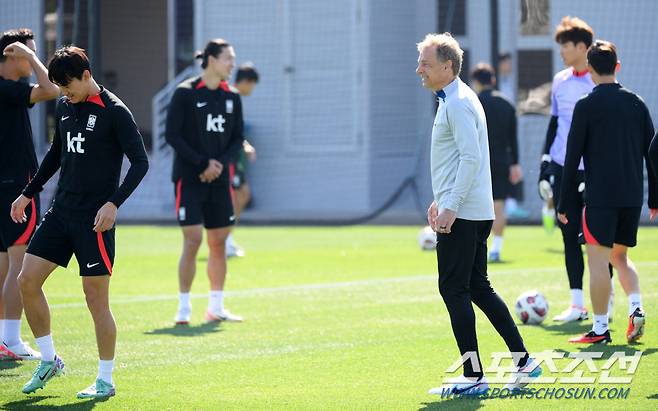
196;102;207;108
38;370;51;381
87;262;100;268
61;116;70;121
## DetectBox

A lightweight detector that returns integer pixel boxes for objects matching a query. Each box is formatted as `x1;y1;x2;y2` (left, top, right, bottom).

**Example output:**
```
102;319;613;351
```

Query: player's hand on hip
557;212;568;225
10;194;31;223
436;208;457;234
650;209;658;222
509;164;523;185
427;201;438;230
93;202;117;232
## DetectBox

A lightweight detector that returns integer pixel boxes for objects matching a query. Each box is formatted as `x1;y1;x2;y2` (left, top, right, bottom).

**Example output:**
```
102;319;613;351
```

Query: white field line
50;261;658;309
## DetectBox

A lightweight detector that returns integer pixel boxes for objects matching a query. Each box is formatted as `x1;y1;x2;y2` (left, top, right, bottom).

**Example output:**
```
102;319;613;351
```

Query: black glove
538;154;552;183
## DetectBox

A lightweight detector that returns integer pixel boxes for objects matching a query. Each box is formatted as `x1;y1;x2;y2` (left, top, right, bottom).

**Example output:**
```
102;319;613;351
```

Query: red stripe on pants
14;198;36;246
97;231;113;275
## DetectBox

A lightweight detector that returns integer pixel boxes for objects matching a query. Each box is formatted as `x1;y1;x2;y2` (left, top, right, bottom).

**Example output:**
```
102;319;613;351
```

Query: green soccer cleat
77;378;116;399
22;356;65;394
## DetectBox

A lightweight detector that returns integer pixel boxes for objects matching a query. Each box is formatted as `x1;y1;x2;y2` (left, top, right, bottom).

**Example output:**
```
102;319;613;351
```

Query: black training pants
436;218;528;378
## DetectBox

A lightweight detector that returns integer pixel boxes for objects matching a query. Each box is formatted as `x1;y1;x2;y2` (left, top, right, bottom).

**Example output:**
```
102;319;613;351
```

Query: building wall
99;0;168;146
195;0;370;219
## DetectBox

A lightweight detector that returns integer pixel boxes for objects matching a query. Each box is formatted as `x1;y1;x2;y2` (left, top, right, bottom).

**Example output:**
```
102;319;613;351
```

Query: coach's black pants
436;218;528;378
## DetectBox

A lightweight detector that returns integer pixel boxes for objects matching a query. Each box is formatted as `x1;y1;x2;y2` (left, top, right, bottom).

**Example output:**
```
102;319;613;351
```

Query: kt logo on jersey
66;132;85;153
206;114;226;133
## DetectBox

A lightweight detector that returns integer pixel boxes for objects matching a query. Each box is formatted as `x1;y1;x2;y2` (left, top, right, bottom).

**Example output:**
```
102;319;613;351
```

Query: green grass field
1;225;657;410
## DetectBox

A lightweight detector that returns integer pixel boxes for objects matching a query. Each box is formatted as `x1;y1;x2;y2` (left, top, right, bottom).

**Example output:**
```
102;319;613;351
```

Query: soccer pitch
1;225;657;410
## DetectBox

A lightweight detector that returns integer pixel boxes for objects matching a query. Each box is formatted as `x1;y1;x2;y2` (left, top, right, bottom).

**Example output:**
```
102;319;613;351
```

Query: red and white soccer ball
417;226;437;251
515;290;549;325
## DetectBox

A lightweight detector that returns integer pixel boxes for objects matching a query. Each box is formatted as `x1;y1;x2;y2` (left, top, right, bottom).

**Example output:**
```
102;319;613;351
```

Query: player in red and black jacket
0;28;60;361
165;39;245;325
10;46;148;398
557;41;656;346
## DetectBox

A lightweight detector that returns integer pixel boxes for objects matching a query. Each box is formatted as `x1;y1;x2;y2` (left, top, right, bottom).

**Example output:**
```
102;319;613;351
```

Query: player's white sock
491;236;503;253
3;319;22;347
570;289;584;308
592;314;608;335
35;334;55;362
178;292;191;310
208;290;224;314
628;293;642;316
98;359;114;384
226;233;235;248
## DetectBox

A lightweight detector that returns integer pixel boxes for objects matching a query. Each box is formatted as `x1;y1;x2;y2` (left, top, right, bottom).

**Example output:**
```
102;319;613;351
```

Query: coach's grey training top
430;77;495;221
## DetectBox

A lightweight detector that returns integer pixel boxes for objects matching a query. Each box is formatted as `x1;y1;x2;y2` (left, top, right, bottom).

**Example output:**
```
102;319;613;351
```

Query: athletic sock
628;293;642;316
491;236;503;254
208;290;224;314
3;319;22;347
570;289;584;308
178;292;191;310
592;314;608;335
98;359;114;385
35;334;55;362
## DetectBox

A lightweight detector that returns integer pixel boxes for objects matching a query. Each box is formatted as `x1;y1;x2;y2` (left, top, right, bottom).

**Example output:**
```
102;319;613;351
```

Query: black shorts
491;167;512;200
174;178;235;229
581;206;641;248
0;188;40;252
26;207;114;276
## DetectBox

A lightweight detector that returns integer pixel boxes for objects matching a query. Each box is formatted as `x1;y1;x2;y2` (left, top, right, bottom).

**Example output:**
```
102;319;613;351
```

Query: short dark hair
470;63;495;86
47;46;91;86
555;16;594;48
195;39;231;69
235;63;259;83
0;28;34;63
587;40;617;76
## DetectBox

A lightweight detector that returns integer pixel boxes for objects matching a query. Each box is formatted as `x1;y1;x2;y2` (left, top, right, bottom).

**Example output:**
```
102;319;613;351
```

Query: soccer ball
515;290;549;325
417;226;436;251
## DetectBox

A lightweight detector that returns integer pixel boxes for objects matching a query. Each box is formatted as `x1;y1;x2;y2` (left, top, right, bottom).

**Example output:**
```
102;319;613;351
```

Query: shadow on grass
419;397;484;410
0;360;22;375
2;396;109;410
535;321;591;336
647;393;658;400
144;321;222;337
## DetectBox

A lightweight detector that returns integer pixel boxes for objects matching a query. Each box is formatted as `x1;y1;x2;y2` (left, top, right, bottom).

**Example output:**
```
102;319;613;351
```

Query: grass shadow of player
647;393;658;400
535;320;591;336
418;396;484;410
2;395;109;410
544;247;564;255
0;360;22;374
144;321;223;337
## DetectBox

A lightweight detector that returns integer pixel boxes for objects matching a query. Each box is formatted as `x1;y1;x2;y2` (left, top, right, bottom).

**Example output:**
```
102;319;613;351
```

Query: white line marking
50;261;658;309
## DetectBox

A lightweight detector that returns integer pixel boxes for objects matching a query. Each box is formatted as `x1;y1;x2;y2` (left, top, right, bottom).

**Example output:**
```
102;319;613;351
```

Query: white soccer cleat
205;309;243;323
4;341;41;360
503;359;542;391
174;306;192;325
553;305;588;322
428;375;489;396
226;243;245;258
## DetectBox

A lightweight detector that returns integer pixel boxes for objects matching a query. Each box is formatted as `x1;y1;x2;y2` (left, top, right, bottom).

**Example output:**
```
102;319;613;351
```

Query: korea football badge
86;114;97;131
226;99;234;113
